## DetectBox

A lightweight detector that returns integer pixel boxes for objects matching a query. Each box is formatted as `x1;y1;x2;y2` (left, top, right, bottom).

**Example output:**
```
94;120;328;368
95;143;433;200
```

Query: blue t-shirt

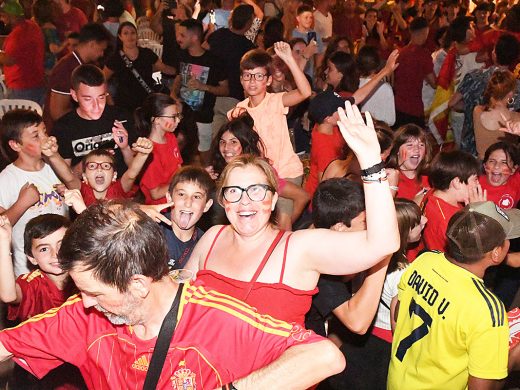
290;29;324;80
161;217;203;270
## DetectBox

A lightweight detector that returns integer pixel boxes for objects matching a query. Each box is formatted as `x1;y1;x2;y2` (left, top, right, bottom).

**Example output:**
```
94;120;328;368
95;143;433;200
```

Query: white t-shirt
313;10;332;40
359;77;396;126
374;267;406;330
0;163;68;276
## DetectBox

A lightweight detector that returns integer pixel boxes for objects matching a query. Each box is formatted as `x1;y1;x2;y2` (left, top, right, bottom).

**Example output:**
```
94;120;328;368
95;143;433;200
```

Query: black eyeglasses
85;162;113;171
240;73;268;81
222;184;274;203
156;113;184;121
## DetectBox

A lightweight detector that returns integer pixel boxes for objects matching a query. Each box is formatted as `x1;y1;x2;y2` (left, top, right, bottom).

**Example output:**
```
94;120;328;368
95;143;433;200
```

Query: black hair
179;18;204;43
296;4;313;15
502;4;520;33
0;109;43;162
71;64;105;90
409;16;428;32
116;21;137;49
329;51;359;93
134;93;177;137
428;150;480;190
231;4;254;30
103;0;124;18
59;201;169;292
263;17;285;50
24;214;70;257
78;23;112;44
446;16;472;45
312;178;365;229
357;45;381;77
495;34;520;67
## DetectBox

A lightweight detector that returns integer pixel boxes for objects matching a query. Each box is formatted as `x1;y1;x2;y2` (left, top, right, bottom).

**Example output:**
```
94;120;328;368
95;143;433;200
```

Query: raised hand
274;41;294;64
139;202;174;225
376;21;386;37
383;49;399;74
40;134;59;158
337;102;381;168
64;189;87;214
17;183;40;208
0;215;12;242
499;113;520;135
132;137;154;155
112;121;129;149
466;180;487;205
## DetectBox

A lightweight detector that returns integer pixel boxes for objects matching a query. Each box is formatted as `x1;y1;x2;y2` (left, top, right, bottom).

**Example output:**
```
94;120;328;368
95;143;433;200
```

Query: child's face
408;215;427;243
456;174;479;203
13;122;45;159
398;137;426;172
241;67;271;98
71;82;108;120
297;11;313;30
170;181;213;230
155;104;181;133
484;149;517;187
219;131;243;163
28;227;67;276
82;155;116;194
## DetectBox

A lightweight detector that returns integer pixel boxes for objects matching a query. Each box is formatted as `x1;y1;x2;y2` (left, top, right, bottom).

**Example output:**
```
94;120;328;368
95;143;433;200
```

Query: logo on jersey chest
171;361;196;390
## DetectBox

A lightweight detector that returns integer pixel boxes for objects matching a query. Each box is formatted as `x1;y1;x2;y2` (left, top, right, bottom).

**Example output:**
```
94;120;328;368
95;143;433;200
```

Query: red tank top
197;226;318;325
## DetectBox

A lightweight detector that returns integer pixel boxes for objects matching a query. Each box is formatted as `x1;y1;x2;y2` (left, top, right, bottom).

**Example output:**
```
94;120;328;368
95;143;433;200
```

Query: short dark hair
180;19;203;43
78;23;112;44
410;16;428;32
240;48;272;74
428;150;480;190
24;214;70;257
312;178;365;229
296;4;313;15
231;4;254;30
357;45;381;77
0;109;43;162
71;64;105;90
495;34;519;67
59;201;169;292
365;7;378;16
103;0;124;17
169;166;216;198
446;16;472;44
82;148;116;171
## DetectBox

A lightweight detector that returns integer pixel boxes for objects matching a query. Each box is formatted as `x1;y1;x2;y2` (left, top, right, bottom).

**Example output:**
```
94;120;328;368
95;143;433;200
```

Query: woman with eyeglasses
135;93;184;205
186;103;399;326
473;69;520;160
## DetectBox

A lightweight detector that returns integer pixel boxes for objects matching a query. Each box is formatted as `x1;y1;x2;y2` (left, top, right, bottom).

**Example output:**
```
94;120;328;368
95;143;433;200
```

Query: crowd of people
0;0;518;387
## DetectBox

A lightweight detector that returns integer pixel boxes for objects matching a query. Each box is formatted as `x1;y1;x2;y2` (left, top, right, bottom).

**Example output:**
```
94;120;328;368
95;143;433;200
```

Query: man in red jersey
0;201;344;389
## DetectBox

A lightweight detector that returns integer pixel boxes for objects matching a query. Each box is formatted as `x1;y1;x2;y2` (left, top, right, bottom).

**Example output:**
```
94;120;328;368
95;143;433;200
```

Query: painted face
222;165;278;237
325;60;343;89
82;155;116;195
118;25;137;47
170;181;212;230
398;137;426;172
70;266;142;326
408;215;427;243
72;83;107;120
296;11;313;30
240;67;270;98
219;131;243;163
155;104;181;133
15;122;45;159
484;149;517;187
28;227;67;276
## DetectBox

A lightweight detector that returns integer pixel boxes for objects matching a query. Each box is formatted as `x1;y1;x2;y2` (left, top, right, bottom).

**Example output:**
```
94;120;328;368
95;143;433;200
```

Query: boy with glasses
229;41;311;227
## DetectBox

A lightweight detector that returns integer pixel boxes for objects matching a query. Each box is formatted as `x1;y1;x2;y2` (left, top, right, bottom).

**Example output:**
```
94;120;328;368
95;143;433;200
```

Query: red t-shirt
479;173;520;210
393;44;434;117
305;125;345;197
423;194;461;252
80;180;138;206
3;20;44;89
396;174;429;200
54;7;88;40
332;11;363;42
140;133;183;205
0;282;322;389
8;270;71;322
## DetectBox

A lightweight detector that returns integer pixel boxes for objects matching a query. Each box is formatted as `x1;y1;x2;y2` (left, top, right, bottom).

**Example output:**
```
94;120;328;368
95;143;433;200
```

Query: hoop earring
508;97;515;105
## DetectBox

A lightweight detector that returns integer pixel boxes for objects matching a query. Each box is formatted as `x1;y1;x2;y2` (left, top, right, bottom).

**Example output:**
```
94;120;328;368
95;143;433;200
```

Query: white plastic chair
0;99;43;118
148;43;163;58
136;16;150;28
137;27;161;43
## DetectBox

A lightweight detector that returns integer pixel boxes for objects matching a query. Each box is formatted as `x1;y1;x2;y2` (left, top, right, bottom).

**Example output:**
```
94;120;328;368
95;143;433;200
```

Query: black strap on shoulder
142;283;184;390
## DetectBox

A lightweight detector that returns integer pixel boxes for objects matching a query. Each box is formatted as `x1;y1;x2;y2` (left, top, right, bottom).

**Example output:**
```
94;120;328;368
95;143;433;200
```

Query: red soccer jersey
8;269;71;322
305;125;345;197
396;174;429;201
479;173;520;210
140;133;183;205
423;194;461;252
0;282;322;389
80;180;138;206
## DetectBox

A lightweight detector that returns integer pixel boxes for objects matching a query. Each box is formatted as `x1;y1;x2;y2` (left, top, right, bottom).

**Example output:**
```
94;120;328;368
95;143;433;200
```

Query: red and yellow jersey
388;251;508;390
0;281;322;389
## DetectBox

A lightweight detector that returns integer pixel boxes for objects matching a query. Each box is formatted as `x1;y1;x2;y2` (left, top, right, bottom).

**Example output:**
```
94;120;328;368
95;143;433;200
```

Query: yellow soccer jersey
388;251;508;390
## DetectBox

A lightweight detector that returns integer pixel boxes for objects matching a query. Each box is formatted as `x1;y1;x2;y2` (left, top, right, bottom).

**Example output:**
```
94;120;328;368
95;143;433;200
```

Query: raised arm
0;216;21;304
40;133;81;190
1;183;40;226
295;103;400;275
275;42;312;108
120;137;153;193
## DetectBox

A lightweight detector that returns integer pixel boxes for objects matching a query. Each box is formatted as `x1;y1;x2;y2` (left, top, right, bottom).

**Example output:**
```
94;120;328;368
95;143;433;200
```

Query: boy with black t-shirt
52;64;137;177
173;19;229;166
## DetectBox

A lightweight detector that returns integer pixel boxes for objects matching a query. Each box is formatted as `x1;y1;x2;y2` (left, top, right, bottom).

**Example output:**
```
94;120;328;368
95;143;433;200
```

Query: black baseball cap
308;91;354;124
